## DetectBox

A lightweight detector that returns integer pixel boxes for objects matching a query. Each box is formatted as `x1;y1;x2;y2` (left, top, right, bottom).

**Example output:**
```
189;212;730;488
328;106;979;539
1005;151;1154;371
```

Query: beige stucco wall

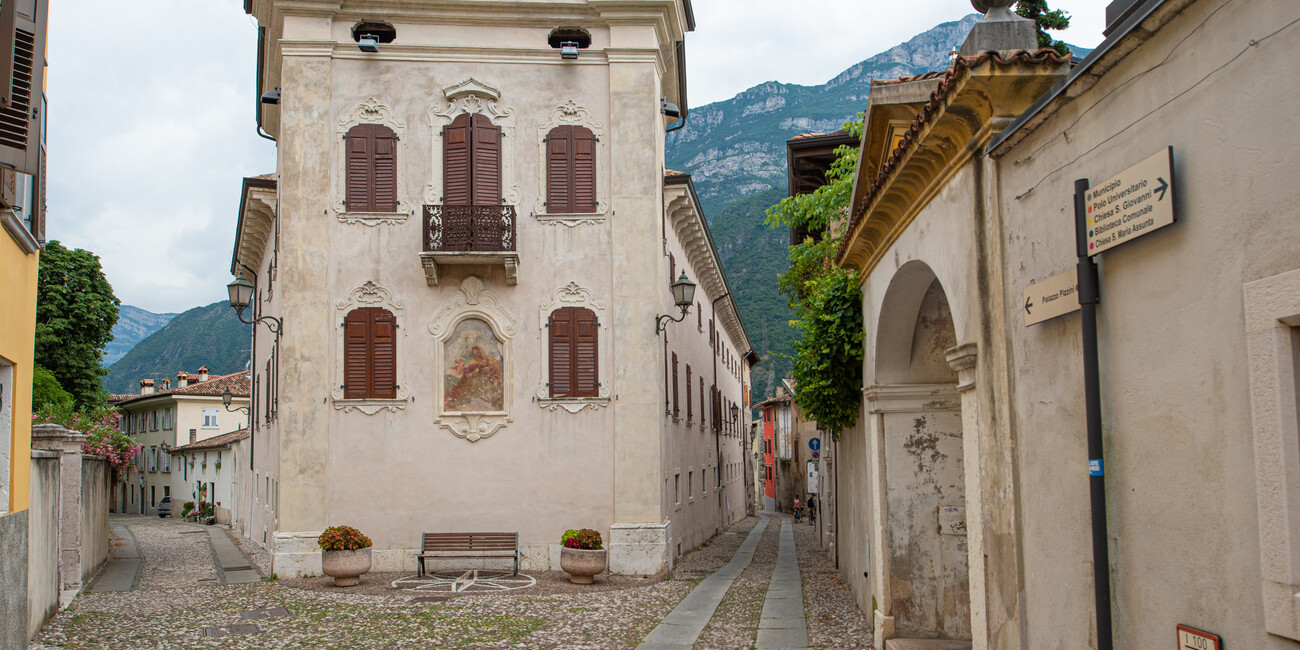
991;1;1300;646
247;2;744;578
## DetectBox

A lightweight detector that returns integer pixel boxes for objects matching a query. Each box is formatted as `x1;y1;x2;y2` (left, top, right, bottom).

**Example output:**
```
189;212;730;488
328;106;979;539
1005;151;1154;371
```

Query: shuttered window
344;124;398;212
686;364;692;422
671;352;679;418
444;113;501;205
699;378;705;428
343;307;397;399
548;307;598;398
0;0;45;175
545;125;596;213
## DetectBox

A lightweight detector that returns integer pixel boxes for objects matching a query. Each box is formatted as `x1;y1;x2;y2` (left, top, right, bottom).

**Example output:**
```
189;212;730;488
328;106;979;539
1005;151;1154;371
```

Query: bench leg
513;553;518;577
417;557;424;578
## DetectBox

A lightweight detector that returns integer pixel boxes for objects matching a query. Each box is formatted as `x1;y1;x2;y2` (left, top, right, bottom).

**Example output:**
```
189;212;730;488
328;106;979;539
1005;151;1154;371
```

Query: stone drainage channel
639;513;809;650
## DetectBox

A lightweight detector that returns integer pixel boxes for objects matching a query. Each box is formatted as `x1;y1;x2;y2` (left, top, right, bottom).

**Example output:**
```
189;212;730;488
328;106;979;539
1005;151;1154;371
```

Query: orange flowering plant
318;525;372;552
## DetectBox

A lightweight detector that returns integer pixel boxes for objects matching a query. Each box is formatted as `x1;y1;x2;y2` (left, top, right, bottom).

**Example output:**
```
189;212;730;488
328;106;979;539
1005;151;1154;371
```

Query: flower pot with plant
318;525;372;587
559;528;606;584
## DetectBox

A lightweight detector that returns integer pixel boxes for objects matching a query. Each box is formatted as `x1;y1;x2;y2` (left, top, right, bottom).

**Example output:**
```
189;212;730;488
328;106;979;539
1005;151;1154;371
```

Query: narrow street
31;514;868;649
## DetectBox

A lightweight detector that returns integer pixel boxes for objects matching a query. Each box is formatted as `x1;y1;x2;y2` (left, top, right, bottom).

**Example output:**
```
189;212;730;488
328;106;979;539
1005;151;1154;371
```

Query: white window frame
1245;268;1300;641
202;408;218;429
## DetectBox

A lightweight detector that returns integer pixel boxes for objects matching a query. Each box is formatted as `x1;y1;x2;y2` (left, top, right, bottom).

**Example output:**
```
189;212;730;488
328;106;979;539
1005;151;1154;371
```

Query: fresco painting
443;318;505;412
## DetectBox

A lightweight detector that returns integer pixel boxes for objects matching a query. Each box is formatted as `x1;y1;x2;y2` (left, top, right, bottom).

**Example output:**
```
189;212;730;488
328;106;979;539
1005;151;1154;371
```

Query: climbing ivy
764;116;865;435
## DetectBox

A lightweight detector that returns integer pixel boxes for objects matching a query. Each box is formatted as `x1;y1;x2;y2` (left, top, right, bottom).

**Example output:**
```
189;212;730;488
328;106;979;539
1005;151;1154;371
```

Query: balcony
420;204;519;286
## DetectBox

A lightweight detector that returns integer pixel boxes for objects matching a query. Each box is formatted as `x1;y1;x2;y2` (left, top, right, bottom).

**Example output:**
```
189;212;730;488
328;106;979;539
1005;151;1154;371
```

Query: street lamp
222;388;249;415
227;274;282;334
655;272;697;334
730;403;740;423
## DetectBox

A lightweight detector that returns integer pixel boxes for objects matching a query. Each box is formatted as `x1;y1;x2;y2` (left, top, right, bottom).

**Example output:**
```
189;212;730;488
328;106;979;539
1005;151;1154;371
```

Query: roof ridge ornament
961;0;1037;56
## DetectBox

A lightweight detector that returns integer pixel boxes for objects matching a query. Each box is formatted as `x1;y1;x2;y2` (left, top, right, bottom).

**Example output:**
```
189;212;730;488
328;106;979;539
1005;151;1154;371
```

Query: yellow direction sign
1085;147;1175;256
1024;268;1080;326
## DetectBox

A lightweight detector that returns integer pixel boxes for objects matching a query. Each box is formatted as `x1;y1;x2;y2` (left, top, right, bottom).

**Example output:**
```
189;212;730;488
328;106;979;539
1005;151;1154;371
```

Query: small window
685;364;693;422
343;307;398;399
345;124;398;213
671;353;679;418
674;472;681;506
202;408;218;429
548;307;598;398
688;471;694;502
545;125;596;214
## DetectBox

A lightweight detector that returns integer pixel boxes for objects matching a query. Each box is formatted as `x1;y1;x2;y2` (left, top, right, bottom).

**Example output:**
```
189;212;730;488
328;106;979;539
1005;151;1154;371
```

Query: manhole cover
225;565;255;572
240;607;291;620
392;570;537;593
203;624;261;637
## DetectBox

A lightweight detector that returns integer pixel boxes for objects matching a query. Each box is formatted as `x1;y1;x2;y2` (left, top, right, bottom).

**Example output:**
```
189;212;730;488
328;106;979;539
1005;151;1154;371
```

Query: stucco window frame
429;276;517;442
331;281;410;414
1244;267;1300;641
536;282;611;413
333;98;412;226
533;100;607;227
424;77;520;208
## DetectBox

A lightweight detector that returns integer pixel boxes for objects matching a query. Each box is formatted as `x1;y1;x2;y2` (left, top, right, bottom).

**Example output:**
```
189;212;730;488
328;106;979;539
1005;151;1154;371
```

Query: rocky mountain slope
103;301;250;394
104;305;177;366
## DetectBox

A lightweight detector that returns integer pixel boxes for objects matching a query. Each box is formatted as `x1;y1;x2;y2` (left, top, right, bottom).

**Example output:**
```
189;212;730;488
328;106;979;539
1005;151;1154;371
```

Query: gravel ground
793;521;873;649
693;519;778;649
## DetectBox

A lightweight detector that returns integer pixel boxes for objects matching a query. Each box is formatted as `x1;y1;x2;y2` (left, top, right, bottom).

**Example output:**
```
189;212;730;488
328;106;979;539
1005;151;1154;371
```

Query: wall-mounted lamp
358;34;380;53
221;388;249;415
655;272;697;334
560;41;579;60
661;98;682;120
227;274;282;334
731;403;740;422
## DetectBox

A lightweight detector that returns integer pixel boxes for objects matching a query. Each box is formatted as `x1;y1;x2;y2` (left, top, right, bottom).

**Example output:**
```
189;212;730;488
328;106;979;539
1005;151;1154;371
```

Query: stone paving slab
637;516;771;649
756;517;809;649
86;523;141;592
883;639;974;650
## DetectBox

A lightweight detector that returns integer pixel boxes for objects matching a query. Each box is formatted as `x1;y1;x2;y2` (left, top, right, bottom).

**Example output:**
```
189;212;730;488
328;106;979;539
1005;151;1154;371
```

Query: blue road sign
809;438;821;451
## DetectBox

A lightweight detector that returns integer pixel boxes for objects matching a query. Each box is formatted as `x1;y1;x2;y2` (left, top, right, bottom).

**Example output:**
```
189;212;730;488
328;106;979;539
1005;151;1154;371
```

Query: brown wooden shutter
574;308;598;398
671;352;679;418
371;310;397;399
0;0;45;175
664;336;669;412
346;124;373;211
699;379;705;427
372;128;397;212
471;114;501;205
443;115;472;205
343;310;370;399
549;309;573;397
572;126;596;213
686;364;692;421
546;126;572;213
669;253;676;283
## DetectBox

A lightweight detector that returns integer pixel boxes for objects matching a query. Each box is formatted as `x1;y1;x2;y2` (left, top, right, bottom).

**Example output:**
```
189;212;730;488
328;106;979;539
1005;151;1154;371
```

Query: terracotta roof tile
665;168;688;177
170;428;250;453
838;49;1071;263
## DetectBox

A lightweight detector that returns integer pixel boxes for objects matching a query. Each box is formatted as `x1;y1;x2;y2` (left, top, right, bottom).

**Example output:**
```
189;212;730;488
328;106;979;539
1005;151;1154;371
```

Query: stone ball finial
972;0;1016;13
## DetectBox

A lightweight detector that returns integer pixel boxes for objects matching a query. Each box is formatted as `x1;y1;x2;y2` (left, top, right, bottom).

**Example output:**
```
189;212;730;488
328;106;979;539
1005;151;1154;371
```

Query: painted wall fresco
443;318;504;412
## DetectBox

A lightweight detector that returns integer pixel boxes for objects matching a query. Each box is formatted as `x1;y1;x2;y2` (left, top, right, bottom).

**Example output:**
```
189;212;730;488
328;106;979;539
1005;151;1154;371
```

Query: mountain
103;301;250;394
103;305;178;366
668;15;1091;402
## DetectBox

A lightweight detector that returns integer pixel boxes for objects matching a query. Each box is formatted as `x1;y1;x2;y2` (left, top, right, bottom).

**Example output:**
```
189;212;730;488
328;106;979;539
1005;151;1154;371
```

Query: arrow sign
1024;269;1080;326
1084;147;1176;256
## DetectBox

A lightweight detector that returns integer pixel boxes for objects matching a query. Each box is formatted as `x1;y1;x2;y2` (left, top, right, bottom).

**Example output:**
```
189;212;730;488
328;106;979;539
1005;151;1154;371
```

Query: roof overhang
786;131;859;197
838;51;1070;273
664;173;756;365
231;176;277;277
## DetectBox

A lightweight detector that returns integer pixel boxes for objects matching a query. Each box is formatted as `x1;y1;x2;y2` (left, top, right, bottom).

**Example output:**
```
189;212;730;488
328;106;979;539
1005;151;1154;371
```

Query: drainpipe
1075;178;1113;650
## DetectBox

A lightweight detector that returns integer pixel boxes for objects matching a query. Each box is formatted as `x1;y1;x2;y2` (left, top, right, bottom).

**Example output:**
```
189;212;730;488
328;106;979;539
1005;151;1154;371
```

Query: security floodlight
661;98;682;120
260;87;280;105
358;34;380;53
560;41;579;60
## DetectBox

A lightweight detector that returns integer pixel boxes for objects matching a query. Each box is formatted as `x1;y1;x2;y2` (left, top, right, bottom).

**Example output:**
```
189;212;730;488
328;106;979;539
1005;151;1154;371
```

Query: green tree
35;241;120;406
764;115;865;433
1016;0;1072;56
31;364;73;410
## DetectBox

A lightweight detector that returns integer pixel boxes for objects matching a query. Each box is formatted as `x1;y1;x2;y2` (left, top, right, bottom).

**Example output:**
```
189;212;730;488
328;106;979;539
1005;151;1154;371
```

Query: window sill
337;210;409;226
535;211;606;228
332;398;408;415
536;396;610;414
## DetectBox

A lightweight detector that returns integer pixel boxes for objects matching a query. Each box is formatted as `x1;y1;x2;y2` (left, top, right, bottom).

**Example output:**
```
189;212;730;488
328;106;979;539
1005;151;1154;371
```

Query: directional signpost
1024;268;1080;326
1085;147;1175;255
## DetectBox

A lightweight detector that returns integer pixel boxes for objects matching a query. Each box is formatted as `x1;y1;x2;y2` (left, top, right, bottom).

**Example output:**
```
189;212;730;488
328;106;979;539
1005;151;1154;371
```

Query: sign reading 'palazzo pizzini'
1085;147;1176;255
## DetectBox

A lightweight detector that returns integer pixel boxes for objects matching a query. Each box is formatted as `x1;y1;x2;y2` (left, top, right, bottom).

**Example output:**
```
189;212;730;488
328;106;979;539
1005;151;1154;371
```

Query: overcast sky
45;0;1106;315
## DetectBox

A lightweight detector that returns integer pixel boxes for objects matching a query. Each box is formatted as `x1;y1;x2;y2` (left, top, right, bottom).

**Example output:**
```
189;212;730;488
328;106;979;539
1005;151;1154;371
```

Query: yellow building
0;0;53;645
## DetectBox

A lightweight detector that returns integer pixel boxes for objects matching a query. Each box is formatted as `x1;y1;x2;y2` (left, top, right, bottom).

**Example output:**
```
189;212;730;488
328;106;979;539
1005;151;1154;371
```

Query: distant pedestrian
807;494;817;525
793;496;802;522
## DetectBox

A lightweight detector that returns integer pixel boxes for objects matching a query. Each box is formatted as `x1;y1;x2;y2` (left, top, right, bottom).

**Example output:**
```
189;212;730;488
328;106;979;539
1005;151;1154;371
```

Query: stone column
30;423;85;594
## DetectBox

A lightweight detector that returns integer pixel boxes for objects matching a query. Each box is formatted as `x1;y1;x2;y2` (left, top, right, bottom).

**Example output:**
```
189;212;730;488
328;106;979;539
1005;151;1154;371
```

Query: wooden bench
417;532;519;577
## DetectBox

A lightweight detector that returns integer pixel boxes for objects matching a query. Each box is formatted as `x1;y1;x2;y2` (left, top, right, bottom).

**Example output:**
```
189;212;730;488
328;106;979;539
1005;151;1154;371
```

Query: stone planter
321;548;372;587
560;547;607;584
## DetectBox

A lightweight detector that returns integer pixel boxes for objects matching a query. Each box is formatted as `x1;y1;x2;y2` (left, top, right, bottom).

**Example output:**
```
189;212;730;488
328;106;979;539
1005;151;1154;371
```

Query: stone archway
868;261;971;643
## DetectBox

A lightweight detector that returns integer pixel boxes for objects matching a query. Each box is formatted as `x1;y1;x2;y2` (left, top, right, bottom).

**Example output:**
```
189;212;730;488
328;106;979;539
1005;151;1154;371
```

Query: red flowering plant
561;529;602;550
34;403;140;481
318;525;372;552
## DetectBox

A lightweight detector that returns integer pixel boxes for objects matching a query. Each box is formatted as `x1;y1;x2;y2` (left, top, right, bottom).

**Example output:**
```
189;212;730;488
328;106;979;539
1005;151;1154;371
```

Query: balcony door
443;113;501;206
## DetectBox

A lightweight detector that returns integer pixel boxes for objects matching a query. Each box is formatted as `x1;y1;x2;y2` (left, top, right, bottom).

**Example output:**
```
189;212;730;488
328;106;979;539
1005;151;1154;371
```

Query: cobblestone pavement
32;513;871;649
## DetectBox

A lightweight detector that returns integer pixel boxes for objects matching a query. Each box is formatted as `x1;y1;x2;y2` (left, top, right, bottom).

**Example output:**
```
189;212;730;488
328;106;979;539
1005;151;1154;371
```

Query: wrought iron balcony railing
423;204;516;253
420;204;519;287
